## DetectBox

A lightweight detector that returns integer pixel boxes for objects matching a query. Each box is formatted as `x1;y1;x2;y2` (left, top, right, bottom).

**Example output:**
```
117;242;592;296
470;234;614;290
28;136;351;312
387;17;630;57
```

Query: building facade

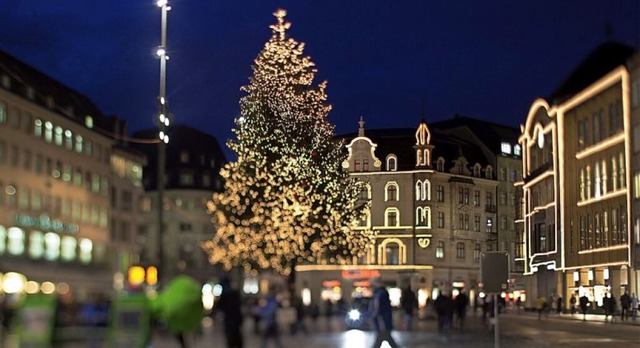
0;50;143;298
131;125;227;285
519;42;639;309
295;115;521;307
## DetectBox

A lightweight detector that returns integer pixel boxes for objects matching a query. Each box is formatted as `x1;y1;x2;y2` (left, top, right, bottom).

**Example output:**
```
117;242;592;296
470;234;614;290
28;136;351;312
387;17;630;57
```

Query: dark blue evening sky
1;1;638;159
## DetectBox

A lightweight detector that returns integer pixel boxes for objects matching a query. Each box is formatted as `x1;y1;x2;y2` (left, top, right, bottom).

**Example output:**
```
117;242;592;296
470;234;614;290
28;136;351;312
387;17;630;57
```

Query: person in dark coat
454;290;469;330
368;278;399;348
213;277;244;348
556;296;563;314
607;294;617;322
434;291;454;333
579;294;589;321
620;291;631;321
400;286;418;330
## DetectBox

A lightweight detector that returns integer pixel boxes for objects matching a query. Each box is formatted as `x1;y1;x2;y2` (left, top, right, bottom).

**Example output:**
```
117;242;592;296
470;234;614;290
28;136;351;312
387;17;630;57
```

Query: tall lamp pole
156;0;171;285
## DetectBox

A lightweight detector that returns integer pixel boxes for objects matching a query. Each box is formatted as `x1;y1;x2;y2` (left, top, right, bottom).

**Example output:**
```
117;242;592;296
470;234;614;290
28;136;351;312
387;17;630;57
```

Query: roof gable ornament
358;116;365;137
415;119;431;145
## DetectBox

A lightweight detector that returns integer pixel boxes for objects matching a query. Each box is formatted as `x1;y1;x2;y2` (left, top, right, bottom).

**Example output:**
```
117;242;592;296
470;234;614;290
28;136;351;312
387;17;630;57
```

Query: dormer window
84;115;94;129
437;158;445;172
514;145;522;156
486;166;493;179
473;164;481;177
501;142;512;154
386;155;397;171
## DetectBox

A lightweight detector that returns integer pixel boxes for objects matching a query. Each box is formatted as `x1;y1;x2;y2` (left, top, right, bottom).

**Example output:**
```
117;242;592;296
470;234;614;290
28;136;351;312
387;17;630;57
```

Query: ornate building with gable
295;115;522;307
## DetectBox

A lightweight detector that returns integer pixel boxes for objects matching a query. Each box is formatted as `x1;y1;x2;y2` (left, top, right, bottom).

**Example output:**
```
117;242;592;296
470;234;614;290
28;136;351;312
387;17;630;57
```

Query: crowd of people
209;277;640;348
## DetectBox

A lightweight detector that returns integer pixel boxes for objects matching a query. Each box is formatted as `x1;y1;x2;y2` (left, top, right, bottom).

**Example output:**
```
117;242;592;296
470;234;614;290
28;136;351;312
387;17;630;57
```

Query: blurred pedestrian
569;294;577;314
434;290;454;332
258;287;283;348
368;278;399;348
620;291;631;321
607;293;617;322
291;296;308;335
579;294;589;321
630;293;638;321
400;285;418;330
213;277;244;348
536;296;546;320
454;290;469;330
556;296;562;314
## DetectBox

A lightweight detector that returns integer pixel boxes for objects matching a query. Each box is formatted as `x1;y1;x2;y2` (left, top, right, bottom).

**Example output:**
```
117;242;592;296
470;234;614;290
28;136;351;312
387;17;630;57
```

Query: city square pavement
148;308;640;348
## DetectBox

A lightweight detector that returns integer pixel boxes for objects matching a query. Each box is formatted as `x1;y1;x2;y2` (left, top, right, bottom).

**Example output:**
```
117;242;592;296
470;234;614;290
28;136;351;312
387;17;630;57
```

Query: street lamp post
156;0;171;285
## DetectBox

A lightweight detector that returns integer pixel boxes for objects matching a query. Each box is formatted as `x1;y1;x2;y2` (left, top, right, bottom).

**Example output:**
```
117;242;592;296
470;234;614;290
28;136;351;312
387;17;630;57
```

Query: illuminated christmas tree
203;9;374;276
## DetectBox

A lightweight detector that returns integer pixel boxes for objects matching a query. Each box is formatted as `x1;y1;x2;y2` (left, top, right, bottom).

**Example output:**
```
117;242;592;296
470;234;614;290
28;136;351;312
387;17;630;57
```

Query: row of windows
0;182;109;228
378;182;498;208
435;241;482;261
578;207;627;251
362;240;483;265
0;141;109;195
579;153;626;201
375;207;503;231
0;225;103;264
0;101;109;165
577;100;623;150
360;154;496;179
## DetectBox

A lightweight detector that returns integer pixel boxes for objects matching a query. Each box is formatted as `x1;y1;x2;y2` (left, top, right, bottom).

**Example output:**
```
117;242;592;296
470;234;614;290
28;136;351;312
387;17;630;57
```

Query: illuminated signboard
341;269;381;280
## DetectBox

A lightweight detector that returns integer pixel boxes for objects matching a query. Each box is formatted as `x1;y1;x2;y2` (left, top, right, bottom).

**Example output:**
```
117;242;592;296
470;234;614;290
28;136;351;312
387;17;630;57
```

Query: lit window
501;142;511;154
65;130;73;150
514;145;521;156
44;232;60;260
61;236;77;261
385;243;400;265
29;231;44;259
34;119;42;137
8;227;25;255
79;238;93;264
436;241;444;259
0;225;6;254
54;126;63;146
75;135;83;153
85;115;94;129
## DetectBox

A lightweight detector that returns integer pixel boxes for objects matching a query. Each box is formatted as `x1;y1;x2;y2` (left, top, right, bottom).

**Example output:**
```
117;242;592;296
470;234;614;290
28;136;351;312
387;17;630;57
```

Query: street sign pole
480;251;509;348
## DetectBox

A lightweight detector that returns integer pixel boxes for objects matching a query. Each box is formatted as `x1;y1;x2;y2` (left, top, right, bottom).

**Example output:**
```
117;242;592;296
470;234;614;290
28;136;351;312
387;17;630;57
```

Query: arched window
415;181;423;201
473;164;481;177
474;244;481;261
423;149;430;166
378;239;406;265
416;151;423;166
385;208;399;227
424;179;431;201
437;158;445;172
360;183;371;200
436;241;444;259
485;166;493;179
385;243;400;265
385;182;399;201
387;155;397;171
416;207;431;228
